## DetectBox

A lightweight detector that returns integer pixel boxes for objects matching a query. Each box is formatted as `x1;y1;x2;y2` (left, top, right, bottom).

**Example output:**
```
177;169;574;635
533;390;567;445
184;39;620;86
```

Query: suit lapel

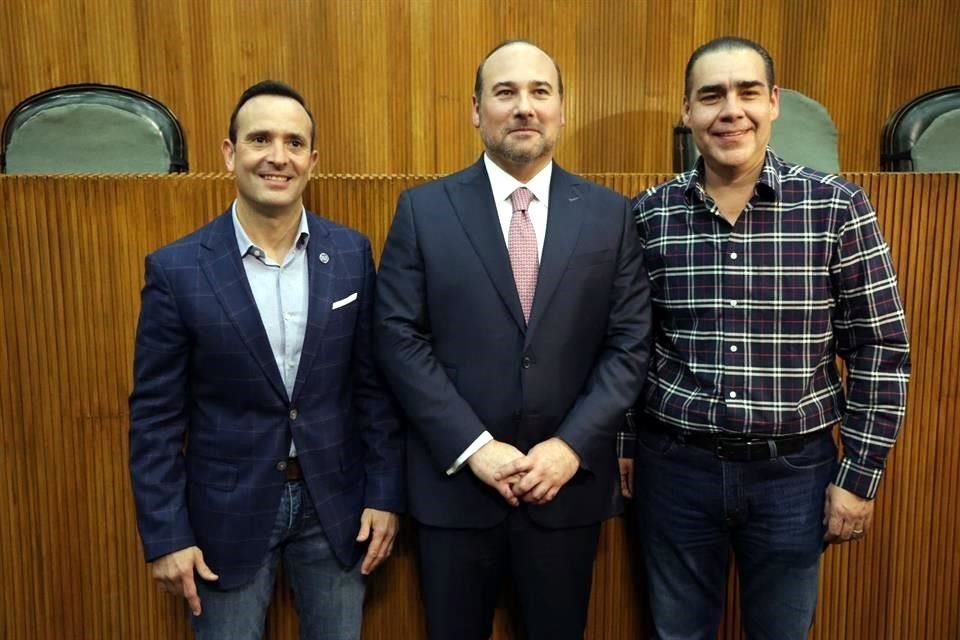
527;166;584;337
291;214;335;402
199;211;287;400
448;160;526;331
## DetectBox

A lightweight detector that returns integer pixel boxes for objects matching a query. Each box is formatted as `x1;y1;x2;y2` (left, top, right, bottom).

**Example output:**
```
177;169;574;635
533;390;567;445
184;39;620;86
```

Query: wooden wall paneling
886;172;918;640
0;178;31;639
303;175;430;260
914;173;960;638
818;1;885;172
858;175;906;639
11;177;61;638
2;1;960;175
902;174;942;638
933;174;960;638
857;173;960;640
872;174;916;639
1;173;959;639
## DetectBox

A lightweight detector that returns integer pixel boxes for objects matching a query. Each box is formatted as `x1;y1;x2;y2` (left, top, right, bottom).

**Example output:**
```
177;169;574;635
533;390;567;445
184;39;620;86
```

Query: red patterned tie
508;187;538;323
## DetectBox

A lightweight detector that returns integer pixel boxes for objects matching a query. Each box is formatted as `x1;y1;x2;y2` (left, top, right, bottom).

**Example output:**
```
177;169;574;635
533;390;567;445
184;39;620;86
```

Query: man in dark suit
129;81;404;640
375;41;651;640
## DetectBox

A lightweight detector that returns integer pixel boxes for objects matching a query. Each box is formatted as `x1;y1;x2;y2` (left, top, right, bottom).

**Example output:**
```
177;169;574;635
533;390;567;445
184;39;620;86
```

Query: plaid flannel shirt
619;151;910;499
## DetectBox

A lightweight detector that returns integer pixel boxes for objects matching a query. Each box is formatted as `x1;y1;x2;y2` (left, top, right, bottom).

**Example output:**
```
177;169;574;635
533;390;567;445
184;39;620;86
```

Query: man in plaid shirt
619;37;910;639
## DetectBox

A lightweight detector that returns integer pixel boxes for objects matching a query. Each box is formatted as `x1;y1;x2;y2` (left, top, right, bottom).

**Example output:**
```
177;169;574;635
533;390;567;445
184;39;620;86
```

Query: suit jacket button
521;356;532;369
289;408;299;421
276;460;288;472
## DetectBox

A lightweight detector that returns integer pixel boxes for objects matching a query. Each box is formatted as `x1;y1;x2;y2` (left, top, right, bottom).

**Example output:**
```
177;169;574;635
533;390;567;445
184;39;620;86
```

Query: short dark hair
684;37;776;97
473;40;564;103
228;80;316;148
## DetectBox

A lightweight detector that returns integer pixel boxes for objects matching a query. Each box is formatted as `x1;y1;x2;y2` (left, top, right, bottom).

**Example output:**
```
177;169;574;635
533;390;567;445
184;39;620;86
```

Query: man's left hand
356;508;399;575
823;483;874;544
494;437;580;505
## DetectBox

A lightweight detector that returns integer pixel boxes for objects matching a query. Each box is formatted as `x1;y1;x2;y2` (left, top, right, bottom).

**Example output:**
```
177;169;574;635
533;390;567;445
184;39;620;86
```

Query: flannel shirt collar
683;148;783;206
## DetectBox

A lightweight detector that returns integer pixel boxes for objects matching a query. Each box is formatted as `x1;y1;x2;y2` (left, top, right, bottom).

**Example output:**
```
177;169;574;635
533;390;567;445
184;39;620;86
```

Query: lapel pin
318;252;330;264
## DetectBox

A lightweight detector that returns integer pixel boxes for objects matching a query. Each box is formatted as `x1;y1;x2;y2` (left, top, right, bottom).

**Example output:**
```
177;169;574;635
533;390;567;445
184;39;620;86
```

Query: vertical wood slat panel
1;0;959;175
0;172;957;639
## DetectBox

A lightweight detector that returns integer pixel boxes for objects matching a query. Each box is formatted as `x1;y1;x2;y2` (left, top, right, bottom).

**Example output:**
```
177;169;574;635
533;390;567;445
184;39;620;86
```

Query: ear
681;96;691;126
471;95;481;129
307;148;319;174
769;85;781;122
221;139;236;172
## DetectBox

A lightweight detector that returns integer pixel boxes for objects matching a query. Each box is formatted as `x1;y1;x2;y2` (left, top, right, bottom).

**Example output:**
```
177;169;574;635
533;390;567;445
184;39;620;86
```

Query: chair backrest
672;123;698;174
1;84;188;174
769;89;839;173
882;86;960;171
673;88;840;174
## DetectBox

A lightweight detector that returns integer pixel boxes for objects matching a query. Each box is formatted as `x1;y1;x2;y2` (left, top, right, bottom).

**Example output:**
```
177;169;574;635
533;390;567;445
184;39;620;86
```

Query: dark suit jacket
375;160;650;529
129;209;404;590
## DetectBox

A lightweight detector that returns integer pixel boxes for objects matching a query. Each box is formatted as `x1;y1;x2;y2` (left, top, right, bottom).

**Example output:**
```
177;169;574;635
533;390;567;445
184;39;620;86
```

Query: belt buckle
714;438;736;460
715;437;761;461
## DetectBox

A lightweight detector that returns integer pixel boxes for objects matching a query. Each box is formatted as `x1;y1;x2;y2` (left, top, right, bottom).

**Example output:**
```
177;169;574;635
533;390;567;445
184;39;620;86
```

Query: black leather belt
649;422;830;462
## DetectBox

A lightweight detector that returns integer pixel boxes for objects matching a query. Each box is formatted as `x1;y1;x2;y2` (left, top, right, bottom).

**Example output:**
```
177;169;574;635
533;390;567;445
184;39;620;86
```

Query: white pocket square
331;292;358;310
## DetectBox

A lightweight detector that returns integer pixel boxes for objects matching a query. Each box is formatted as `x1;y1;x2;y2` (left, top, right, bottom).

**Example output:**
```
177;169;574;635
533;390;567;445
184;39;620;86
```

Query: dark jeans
634;428;837;640
192;481;365;640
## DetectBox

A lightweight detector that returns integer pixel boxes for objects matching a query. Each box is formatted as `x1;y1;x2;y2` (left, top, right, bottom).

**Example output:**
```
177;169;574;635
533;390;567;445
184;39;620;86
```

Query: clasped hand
468;438;580;506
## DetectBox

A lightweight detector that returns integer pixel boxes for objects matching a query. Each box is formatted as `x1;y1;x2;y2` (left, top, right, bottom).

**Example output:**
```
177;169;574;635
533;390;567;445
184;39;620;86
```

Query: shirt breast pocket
324;286;362;339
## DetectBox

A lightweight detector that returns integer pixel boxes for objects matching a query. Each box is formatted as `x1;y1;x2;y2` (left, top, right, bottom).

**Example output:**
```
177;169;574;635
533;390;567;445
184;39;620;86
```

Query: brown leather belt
284;457;303;481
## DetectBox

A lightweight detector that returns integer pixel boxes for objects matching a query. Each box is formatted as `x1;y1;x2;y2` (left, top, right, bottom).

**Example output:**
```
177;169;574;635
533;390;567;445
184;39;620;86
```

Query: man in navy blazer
129;81;403;640
375;41;651;640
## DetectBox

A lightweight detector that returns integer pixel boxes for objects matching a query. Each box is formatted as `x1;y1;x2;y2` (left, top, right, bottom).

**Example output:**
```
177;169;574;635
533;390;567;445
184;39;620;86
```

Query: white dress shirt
446;155;554;475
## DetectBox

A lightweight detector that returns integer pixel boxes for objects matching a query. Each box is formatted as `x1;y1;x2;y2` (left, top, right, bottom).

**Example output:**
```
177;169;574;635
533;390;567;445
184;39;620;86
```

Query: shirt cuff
617;431;636;459
617;409;638;459
446;431;494;475
833;456;885;500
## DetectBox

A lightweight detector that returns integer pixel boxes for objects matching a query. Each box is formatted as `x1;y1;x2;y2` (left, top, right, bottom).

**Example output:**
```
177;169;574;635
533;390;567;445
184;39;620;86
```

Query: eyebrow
489;80;555;92
696;80;765;95
244;129;307;141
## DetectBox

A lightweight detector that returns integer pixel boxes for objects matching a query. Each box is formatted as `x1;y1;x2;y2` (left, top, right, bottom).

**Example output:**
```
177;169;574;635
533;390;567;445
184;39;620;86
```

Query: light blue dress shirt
232;202;310;457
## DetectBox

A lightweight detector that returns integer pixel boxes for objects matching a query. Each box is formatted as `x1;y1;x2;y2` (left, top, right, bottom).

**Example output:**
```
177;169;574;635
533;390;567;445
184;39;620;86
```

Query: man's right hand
618;457;635;499
151;546;218;616
467;440;526;506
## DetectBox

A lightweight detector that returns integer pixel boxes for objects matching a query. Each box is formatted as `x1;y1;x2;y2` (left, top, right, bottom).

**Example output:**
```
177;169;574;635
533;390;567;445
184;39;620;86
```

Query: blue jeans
192;481;365;640
634;428;837;640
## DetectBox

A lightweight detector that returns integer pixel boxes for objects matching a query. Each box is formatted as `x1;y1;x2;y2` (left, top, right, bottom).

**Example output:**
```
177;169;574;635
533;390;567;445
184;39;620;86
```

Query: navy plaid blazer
129;208;404;590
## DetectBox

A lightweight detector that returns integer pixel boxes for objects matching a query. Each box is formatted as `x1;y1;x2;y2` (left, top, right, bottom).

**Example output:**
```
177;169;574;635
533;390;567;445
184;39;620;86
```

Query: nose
718;94;744;120
513;90;534;116
266;139;289;164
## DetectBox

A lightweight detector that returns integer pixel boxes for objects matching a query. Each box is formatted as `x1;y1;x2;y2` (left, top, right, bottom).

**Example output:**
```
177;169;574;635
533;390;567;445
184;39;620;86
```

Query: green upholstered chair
882;86;960;171
1;84;188;174
912;111;960;171
769;88;839;173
